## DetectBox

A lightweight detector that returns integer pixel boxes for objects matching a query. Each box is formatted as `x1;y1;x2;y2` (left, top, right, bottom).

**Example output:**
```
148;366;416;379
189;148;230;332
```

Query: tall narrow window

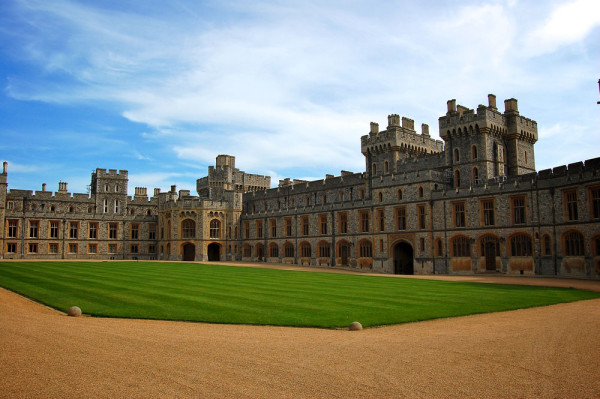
109;223;118;239
512;197;526;225
148;223;156;240
319;214;327;235
396;207;406;230
454;170;461;187
131;224;139;239
472;145;478;160
7;220;17;238
285;218;292;236
339;212;348;234
29;221;39;238
564;231;584;256
378;209;385;231
300;242;311;257
473;167;479;185
89;222;98;239
114;200;120;214
360;211;369;232
418;205;426;229
359;240;372;257
565;190;578;221
244;222;250;239
103;199;108;213
301;216;309;235
256;220;263;238
69;222;78;239
482;199;495;226
50;221;59;238
543;235;551;255
270;219;277;237
454;149;460;162
182;219;196;238
591;187;600;219
454;202;465;228
210;219;221;238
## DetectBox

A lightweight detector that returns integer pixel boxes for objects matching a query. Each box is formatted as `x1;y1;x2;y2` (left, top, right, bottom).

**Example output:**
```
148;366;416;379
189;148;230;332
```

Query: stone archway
393;241;414;275
182;243;195;261
207;243;221;261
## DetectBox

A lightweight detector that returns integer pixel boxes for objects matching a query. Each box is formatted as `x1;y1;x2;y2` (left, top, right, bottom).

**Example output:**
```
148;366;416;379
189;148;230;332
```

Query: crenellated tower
90;169;129;215
439;94;538;188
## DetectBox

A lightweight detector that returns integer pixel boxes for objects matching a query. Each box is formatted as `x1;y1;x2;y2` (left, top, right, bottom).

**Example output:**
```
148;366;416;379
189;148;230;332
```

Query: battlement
94;168;129;178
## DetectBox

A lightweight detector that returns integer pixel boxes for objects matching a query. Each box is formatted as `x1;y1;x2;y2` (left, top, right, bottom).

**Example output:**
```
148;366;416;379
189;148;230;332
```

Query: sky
0;0;599;195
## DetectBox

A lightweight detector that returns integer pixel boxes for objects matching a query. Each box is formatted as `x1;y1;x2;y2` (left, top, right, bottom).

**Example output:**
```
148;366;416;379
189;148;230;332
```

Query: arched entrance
182;243;195;261
207;243;221;261
393;242;414;275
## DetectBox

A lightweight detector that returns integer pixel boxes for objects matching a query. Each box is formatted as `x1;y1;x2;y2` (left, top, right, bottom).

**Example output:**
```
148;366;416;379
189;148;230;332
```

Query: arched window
209;219;220;238
378;192;383;202
418;186;424;198
372;163;377;176
182;219;195;238
454;149;460;162
435;238;443;257
321;194;327;204
472;145;478;160
358;240;372;257
318;241;331;258
384;161;389;174
454;170;461;188
242;244;252;257
269;243;279;258
397;189;403;200
300;242;311;257
283;242;294;258
510;233;532;256
564;231;584;256
451;236;470;257
473;167;479;185
592;235;600;256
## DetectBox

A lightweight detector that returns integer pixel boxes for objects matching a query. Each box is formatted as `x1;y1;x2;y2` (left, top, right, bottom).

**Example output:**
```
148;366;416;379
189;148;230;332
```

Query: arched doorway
207;243;220;261
393;242;414;275
337;240;351;266
182;243;195;261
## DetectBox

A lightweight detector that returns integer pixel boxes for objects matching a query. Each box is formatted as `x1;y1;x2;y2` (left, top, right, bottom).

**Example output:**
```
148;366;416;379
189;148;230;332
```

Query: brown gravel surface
1;266;599;398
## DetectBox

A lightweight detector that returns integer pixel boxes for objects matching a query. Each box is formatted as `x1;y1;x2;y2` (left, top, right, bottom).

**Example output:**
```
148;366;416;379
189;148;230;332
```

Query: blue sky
1;0;599;195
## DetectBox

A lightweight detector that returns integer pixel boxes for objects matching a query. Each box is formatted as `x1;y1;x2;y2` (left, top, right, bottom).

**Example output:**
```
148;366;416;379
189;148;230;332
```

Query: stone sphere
349;321;363;331
67;306;82;317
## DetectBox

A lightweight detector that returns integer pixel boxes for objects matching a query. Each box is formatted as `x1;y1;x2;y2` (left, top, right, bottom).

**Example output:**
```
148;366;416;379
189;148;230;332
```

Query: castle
1;95;599;279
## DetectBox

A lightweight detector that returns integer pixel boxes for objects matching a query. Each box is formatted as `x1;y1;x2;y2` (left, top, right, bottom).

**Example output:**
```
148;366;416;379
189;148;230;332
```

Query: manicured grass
0;261;598;328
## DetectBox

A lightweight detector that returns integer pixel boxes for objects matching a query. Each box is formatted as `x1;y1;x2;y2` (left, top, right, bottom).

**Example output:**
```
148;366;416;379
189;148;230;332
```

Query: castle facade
2;95;599;279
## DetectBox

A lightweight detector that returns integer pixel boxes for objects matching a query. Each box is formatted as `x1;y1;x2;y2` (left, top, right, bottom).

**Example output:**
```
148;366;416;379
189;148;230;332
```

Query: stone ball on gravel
67;306;82;317
349;321;363;331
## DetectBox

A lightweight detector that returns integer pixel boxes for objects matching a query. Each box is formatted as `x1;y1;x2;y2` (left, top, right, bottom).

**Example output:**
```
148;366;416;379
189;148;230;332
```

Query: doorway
182;243;195;261
393;242;414;275
207;243;221;261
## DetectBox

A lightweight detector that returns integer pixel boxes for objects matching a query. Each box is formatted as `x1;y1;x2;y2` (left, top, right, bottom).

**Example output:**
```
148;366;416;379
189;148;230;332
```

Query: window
49;243;58;254
210;219;221;238
396;207;406;230
7;201;13;209
418;205;426;229
339;212;348;234
301;216;309;235
182;219;196;238
270;219;277;237
418;187;424;198
130;244;139;254
300;242;311;257
339;191;344;202
49;221;60;238
6;243;16;253
565;190;578;221
482;199;495;226
318;241;330;258
68;243;78;254
148;224;156;240
378;209;385;231
472;145;478;160
454;169;461;187
130;224;139;239
397;189;403;201
28;243;38;253
8;220;18;238
69;222;78;239
454;149;460;162
564;231;584;256
543;234;552;256
358;240;372;257
372;163;377;176
269;244;279;258
359;188;364;200
105;184;109;192
436;239;443;257
256;220;263;238
512;197;526;225
149;245;156;254
284;243;294;258
29;221;39;238
360;211;369;232
88;244;97;254
321;194;327;205
89;222;98;239
378;192;383;202
594;236;600;256
590;187;600;219
473;167;479;185
454;202;465;228
242;244;251;258
510;233;532;256
419;238;425;252
244;222;250;239
103;199;108;213
320;214;327;235
114;200;120;213
108;244;117;254
109;223;118;239
451;236;471;257
285;218;292;236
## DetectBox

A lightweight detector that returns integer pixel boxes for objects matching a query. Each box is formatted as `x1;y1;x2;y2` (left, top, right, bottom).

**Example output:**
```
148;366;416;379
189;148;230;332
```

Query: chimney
58;181;68;192
504;98;519;114
153;188;161;196
370;122;379;135
2;161;7;174
401;117;414;130
447;99;457;113
170;185;176;193
488;94;497;109
42;183;47;192
421;123;430;137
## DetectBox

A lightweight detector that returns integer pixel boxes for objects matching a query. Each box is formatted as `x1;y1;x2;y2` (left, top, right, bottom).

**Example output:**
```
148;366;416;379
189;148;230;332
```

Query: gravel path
1;266;599;398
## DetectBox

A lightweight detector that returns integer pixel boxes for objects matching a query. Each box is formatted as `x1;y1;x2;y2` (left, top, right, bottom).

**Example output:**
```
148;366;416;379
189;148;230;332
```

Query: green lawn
0;261;598;328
